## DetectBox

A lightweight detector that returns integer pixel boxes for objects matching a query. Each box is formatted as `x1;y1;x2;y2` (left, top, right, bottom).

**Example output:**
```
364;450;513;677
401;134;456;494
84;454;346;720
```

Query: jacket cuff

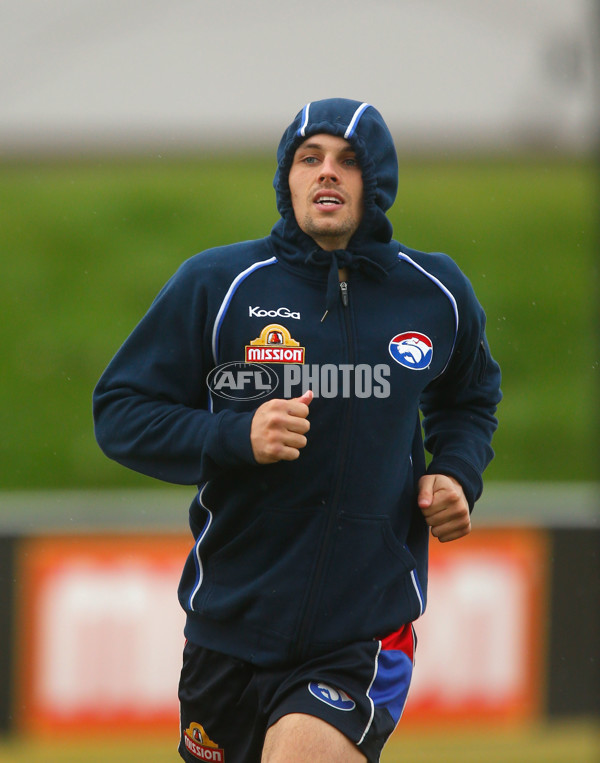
426;456;483;511
214;409;257;468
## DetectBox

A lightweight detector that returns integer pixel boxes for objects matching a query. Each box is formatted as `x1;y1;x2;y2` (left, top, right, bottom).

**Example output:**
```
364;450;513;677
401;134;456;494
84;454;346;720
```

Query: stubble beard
299;210;360;251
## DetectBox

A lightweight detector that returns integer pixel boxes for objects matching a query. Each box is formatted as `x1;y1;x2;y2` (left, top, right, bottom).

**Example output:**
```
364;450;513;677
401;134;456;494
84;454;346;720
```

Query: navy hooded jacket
93;98;501;667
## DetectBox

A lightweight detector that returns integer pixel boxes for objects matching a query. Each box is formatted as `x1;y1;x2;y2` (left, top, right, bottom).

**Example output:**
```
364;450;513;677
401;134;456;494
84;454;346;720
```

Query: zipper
339;280;349;307
292;280;354;661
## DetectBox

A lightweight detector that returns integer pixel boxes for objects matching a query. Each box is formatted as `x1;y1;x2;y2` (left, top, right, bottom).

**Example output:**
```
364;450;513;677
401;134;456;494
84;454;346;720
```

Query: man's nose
319;157;339;182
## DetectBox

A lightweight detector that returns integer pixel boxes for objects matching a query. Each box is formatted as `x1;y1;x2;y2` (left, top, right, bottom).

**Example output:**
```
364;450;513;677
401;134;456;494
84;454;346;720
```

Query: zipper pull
339;281;349;307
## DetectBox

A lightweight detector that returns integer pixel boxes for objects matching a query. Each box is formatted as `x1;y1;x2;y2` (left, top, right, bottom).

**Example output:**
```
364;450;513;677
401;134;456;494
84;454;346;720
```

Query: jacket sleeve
93;258;257;485
419;271;502;509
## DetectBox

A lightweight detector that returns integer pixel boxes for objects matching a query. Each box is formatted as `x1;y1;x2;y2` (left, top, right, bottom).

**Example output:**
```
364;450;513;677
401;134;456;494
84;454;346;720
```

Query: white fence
2;1;598;156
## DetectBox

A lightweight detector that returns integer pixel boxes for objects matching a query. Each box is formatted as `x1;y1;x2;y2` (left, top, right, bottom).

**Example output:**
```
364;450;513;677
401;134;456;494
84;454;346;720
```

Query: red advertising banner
15;528;548;736
404;528;549;726
16;534;190;736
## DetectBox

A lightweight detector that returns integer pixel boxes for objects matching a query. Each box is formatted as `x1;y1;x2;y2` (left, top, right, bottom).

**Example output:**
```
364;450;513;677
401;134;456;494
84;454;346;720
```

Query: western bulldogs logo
389;332;433;370
308;682;356;711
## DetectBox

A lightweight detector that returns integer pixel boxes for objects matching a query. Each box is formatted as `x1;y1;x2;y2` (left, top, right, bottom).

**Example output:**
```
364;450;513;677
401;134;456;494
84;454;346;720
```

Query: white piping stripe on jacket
298;101;370;140
397;251;460;375
344;102;370;139
298;103;311;136
211;256;277;364
357;640;381;746
209;256;276;412
410;569;424;617
188;484;213;611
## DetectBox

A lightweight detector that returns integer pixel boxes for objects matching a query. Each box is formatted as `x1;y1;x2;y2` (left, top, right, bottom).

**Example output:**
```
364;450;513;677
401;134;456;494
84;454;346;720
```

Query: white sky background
1;0;598;155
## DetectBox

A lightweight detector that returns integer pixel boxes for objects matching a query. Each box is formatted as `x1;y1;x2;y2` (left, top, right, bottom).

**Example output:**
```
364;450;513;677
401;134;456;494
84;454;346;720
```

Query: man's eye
344;158;358;167
302;156;319;164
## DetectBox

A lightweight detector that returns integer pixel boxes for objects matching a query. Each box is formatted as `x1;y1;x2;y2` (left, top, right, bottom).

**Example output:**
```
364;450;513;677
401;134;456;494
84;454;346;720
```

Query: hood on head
273;98;398;245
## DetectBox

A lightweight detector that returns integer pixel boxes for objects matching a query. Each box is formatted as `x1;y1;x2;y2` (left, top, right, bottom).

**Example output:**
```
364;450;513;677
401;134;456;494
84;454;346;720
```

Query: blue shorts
178;624;416;763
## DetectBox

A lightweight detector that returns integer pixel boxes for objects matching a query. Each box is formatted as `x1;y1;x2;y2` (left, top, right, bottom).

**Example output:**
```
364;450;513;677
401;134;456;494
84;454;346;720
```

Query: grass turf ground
0;156;597;489
0;722;597;762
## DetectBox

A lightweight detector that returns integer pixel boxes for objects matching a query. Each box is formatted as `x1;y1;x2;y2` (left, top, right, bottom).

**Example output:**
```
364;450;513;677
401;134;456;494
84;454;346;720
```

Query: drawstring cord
305;248;388;321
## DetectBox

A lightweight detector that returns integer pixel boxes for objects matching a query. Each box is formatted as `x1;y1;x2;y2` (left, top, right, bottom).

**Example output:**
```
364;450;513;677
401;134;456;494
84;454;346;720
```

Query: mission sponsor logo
183;722;225;761
308;682;356;711
389;331;433;370
245;324;305;364
249;305;301;320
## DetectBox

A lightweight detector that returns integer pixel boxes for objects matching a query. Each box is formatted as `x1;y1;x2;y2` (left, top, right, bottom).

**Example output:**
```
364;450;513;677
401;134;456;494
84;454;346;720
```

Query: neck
311;233;352;252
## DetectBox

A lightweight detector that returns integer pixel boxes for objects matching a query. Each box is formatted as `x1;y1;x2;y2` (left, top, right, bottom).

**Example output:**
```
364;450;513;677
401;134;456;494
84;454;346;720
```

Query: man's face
288;133;364;251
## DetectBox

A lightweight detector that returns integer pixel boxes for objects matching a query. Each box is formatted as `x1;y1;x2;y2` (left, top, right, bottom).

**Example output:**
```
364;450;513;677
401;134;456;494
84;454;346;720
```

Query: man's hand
418;474;471;543
251;390;313;464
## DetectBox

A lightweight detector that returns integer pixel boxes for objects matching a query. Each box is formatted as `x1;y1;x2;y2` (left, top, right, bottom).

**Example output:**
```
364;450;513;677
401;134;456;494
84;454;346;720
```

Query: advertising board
15;528;548;735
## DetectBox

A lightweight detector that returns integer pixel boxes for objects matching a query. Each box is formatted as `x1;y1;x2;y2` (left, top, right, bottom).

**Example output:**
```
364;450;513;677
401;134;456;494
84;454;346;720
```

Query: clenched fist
418;473;471;543
250;390;313;464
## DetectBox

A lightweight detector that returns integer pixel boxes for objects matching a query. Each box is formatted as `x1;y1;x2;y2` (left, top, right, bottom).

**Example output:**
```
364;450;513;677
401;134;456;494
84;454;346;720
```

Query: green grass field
0;155;597;489
0;722;597;762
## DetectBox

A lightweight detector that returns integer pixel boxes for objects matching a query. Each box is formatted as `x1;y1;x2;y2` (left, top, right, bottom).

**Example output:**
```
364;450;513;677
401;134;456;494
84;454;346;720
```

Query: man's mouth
314;191;344;206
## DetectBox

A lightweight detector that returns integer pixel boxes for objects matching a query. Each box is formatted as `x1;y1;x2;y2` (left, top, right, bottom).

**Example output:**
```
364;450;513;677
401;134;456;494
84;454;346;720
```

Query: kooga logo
249;306;301;320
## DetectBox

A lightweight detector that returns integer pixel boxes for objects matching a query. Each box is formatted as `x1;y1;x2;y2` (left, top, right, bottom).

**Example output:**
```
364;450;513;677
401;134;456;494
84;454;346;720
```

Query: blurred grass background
0;722;597;762
0;155;597;490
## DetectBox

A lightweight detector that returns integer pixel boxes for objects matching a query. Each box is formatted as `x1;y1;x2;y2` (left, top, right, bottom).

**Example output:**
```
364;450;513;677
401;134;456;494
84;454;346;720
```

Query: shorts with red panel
178;623;416;763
